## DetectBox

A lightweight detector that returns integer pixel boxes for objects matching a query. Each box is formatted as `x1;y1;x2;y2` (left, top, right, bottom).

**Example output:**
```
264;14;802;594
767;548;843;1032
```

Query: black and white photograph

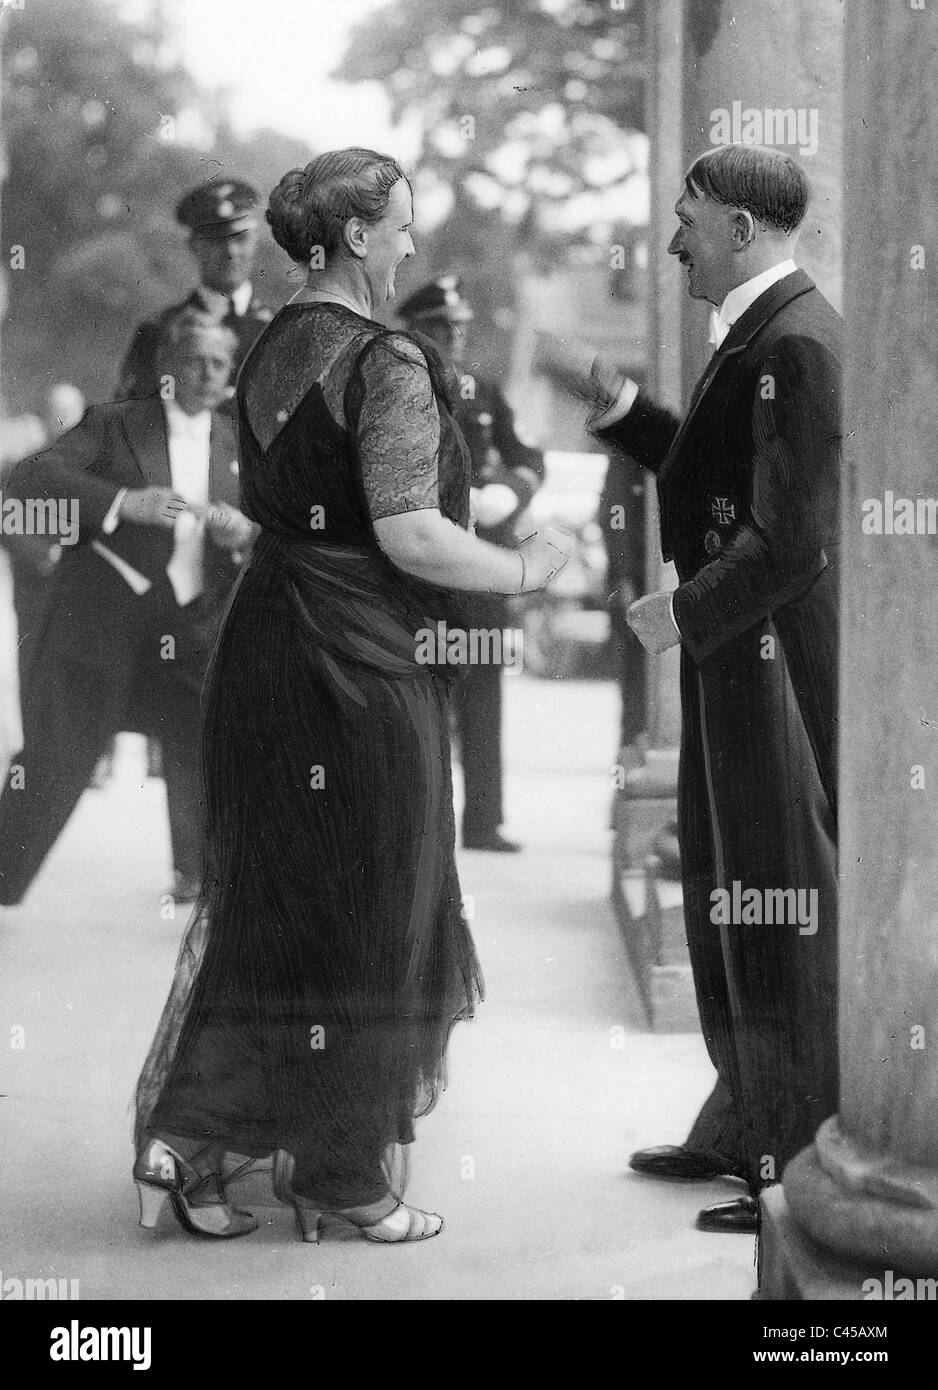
0;0;935;1349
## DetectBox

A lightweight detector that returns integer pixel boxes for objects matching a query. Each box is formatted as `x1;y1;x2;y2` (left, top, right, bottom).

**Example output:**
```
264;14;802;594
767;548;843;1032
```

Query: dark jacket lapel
119;397;171;487
657;269;817;490
716;267;815;357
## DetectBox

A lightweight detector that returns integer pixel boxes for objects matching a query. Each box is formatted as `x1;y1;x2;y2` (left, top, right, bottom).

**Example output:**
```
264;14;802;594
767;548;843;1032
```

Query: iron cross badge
710;495;736;526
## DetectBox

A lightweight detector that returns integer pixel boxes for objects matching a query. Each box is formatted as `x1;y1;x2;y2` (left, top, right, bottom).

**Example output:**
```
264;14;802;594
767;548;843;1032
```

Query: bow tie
708;310;730;349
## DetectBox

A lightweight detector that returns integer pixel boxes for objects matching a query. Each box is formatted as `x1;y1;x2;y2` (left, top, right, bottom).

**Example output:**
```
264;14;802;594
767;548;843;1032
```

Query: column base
759;1113;938;1294
782;1133;938;1279
757;1184;888;1299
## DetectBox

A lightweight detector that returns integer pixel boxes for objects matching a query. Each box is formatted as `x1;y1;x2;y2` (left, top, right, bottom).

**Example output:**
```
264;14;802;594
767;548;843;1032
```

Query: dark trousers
676;634;839;1190
0;584;207;904
453;659;503;839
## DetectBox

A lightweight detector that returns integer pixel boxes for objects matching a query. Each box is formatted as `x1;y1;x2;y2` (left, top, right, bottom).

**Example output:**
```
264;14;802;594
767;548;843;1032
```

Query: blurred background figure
598;447;647;754
0;309;253;907
116;177;273;781
0;383;88;772
398;275;545;853
117;178;272;404
0;413;44;777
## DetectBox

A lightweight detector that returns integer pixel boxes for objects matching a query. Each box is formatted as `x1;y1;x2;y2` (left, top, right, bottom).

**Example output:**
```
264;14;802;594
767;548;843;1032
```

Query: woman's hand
373;511;569;596
516;527;574;592
200;501;256;551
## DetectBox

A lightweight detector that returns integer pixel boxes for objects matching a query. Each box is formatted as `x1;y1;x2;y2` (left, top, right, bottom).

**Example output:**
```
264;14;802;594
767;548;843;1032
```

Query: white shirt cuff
590;377;640;432
100;487;128;535
668;591;681;639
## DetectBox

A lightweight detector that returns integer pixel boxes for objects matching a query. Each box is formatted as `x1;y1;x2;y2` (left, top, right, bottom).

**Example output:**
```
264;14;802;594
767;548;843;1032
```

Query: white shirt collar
230;281;253;316
708;260;798;348
163;397;212;441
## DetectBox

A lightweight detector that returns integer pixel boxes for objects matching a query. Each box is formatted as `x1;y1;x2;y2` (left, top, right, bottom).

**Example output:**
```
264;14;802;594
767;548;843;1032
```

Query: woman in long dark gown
132;149;570;1244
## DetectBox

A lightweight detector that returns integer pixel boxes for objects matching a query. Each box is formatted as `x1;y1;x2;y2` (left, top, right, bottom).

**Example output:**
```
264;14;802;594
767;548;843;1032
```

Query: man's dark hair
685;145;809;234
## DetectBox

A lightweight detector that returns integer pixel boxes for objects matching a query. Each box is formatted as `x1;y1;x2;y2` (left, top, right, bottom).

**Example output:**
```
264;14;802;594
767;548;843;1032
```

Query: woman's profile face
360;177;415;304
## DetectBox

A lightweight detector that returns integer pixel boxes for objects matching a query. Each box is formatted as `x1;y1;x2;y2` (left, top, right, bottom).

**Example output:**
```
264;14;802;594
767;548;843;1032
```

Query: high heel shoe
271;1150;443;1245
133;1140;258;1238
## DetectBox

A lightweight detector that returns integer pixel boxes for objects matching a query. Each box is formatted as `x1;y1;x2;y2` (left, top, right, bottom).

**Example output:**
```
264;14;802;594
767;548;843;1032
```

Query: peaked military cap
176;179;260;239
397;275;474;325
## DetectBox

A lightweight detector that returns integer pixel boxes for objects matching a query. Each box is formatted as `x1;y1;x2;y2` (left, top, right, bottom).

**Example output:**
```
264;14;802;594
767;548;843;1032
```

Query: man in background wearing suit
0;308;254;907
599;449;647;752
590;144;842;1235
399;276;545;852
117;178;272;403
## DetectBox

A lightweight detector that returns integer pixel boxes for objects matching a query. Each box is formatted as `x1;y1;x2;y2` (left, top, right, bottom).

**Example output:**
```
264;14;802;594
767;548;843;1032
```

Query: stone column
0;14;7;393
760;0;938;1296
641;0;683;750
681;0;844;394
607;0;686;1031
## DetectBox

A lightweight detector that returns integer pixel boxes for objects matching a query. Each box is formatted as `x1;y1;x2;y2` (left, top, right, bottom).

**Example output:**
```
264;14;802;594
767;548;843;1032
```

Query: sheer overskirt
134;305;483;1209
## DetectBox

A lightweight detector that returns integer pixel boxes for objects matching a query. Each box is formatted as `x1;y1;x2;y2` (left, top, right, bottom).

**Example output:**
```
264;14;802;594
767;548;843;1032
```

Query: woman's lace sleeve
356;334;441;521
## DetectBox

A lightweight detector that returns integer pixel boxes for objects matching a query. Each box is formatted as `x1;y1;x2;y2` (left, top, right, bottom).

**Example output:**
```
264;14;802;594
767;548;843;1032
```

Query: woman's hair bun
266;168;314;264
266;148;407;267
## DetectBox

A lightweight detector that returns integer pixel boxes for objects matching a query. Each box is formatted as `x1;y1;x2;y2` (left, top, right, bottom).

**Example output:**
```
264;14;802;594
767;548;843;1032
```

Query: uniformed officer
398;276;545;852
599;447;647;750
117;178;272;402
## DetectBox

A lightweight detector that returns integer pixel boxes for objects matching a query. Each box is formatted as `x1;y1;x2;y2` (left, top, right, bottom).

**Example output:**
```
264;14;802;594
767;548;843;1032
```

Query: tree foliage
336;0;647;249
337;0;647;382
1;0;309;413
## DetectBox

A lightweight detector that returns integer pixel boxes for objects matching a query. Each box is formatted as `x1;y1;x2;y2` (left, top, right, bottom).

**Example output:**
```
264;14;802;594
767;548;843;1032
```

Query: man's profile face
667;184;739;306
189;225;259;294
166;331;234;414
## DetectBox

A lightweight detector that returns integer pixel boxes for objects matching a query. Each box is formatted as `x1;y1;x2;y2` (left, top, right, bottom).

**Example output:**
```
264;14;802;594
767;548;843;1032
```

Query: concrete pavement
0;674;756;1300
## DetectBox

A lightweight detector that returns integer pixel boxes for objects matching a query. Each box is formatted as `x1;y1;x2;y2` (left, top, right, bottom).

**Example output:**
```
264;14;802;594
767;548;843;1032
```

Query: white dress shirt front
163;400;212;606
707;259;798;348
229;281;253;316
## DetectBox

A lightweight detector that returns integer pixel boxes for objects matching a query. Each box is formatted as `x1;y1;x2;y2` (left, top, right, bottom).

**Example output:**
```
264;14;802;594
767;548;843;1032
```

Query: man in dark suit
0;308;254;906
117;178;272;403
398;276;545;852
590;145;842;1234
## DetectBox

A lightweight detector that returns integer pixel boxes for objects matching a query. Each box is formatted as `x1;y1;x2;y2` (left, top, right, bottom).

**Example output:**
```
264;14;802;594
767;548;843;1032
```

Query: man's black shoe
462;832;522;853
695;1195;759;1234
629;1144;741;1182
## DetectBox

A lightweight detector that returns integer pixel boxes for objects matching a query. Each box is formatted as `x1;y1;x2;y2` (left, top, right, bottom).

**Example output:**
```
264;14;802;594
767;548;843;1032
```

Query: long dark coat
597;269;842;1187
